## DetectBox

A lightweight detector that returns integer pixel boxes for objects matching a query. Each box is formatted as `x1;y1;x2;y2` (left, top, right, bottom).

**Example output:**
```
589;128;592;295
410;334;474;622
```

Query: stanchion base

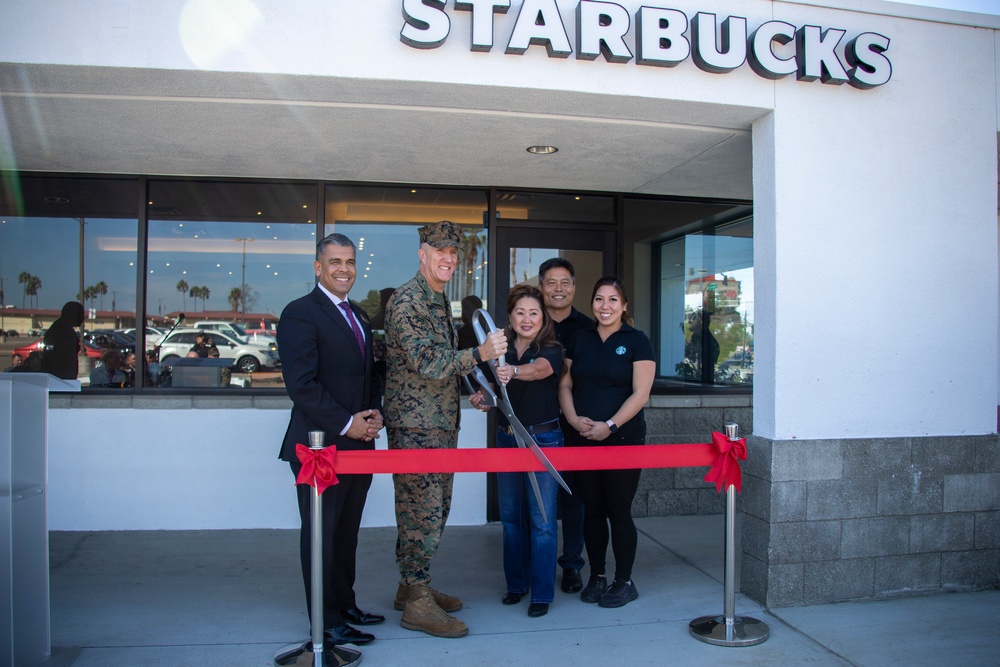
274;641;363;666
688;614;769;647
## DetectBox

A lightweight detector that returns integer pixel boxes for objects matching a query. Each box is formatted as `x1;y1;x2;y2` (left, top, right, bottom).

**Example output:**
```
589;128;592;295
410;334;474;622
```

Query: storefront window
145;180;317;389
325;185;489;320
657;217;753;385
3;172;750;394
0;175;139;386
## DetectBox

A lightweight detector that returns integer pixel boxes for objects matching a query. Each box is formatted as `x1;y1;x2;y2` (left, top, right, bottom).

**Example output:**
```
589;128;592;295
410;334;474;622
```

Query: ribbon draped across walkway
297;432;747;495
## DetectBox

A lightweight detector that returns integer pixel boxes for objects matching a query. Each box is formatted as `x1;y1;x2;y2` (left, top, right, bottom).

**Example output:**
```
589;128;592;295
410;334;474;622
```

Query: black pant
290;462;372;631
574;417;644;582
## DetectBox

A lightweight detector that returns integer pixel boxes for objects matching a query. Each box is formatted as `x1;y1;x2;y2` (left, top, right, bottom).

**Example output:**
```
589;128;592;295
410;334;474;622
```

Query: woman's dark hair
590;276;634;327
505;284;559;351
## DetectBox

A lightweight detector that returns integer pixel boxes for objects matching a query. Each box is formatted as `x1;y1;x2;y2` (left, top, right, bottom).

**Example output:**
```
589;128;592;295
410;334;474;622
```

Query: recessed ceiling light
527;145;558;154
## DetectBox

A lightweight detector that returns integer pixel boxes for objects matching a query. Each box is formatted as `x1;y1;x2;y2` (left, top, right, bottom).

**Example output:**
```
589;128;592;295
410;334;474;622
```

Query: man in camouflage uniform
384;220;507;638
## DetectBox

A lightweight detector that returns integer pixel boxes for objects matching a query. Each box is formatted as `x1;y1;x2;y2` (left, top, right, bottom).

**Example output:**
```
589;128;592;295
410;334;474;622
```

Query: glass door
492;226;617;327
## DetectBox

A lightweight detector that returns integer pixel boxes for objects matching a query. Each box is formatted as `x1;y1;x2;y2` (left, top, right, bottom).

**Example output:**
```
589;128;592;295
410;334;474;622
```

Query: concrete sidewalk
45;516;999;666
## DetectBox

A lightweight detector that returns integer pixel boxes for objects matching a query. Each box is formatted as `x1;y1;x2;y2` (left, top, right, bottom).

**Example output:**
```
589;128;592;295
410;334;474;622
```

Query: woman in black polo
470;284;563;618
559;276;655;608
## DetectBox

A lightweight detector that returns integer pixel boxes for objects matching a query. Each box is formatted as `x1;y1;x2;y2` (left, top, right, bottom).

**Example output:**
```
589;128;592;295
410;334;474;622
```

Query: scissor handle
472;308;505;367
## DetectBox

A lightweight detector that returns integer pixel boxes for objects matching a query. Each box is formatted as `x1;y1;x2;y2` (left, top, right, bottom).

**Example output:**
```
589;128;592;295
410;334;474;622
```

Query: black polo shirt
552;307;594;348
497;343;564;429
566;323;655;423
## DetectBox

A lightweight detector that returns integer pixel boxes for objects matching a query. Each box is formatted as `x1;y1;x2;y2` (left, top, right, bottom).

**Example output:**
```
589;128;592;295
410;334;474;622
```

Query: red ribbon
322;443;716;474
295;444;339;495
290;439;746;495
703;431;747;493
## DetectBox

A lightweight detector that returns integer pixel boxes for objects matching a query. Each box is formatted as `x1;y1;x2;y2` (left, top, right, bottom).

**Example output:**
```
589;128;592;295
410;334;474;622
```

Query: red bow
295;444;339;495
703;431;747;493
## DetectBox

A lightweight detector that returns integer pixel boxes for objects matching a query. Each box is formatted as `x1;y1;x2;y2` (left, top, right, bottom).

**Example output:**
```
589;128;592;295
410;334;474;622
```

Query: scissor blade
469;367;497;407
509;418;572;495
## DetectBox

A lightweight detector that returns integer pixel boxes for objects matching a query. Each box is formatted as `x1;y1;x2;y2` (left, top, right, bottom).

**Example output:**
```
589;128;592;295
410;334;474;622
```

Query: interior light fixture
527;145;558;154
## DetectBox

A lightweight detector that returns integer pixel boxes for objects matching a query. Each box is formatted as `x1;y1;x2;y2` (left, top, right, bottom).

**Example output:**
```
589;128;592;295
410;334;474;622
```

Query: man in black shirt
538;257;593;594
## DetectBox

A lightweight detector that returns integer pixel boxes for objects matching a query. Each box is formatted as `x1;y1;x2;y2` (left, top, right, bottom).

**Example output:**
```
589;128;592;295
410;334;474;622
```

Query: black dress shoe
502;591;526;605
342;607;385;626
527;602;549;617
561;568;583;593
325;624;375;646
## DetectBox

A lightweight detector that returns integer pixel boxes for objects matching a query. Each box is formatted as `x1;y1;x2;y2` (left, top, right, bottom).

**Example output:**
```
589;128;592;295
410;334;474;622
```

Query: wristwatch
512;365;519;376
606;420;618;434
472;347;482;363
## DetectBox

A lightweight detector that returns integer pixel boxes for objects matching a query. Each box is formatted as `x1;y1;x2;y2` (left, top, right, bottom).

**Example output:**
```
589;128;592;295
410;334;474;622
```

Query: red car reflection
13;338;103;362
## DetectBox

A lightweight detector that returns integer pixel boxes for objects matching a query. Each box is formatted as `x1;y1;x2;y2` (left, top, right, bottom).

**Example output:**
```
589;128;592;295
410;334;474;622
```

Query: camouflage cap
418;220;465;250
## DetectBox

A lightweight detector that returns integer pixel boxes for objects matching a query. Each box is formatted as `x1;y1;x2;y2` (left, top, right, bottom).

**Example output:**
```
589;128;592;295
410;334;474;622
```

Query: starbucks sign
400;0;891;89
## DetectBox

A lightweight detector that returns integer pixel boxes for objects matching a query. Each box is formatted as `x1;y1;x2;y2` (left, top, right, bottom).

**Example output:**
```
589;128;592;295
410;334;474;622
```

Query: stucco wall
47;398;487;530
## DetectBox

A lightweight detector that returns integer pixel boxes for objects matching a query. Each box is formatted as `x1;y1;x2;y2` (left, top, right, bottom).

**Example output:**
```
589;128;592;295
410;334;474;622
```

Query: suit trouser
290;462;372;631
389;427;457;586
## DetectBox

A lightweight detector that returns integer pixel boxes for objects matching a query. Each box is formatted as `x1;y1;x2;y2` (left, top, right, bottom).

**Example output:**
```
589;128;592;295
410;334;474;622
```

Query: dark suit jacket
277;287;381;461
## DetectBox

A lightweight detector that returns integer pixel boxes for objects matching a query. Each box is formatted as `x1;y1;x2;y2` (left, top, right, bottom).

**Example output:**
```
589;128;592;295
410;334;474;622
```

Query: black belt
502;418;560;437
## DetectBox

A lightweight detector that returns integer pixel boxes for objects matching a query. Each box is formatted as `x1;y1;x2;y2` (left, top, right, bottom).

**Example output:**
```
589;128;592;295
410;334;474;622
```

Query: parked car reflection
155;328;279;373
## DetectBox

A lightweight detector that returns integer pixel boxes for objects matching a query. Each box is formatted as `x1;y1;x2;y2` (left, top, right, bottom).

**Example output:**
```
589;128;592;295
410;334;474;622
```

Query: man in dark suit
278;233;384;664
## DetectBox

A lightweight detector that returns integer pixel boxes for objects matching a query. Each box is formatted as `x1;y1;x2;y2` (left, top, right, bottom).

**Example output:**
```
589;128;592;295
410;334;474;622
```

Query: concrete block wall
741;434;1000;607
632;394;753;518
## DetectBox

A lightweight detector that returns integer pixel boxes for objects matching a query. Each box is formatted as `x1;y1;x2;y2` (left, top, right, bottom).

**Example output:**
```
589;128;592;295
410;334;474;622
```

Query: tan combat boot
394;583;463;612
400;584;468;638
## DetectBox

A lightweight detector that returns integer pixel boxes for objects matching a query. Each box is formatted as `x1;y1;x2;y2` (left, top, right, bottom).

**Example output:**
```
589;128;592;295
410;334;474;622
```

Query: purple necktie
338;301;366;360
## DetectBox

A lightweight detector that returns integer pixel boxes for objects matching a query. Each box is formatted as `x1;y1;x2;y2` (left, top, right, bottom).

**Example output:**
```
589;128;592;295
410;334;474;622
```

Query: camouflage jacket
384;271;478;430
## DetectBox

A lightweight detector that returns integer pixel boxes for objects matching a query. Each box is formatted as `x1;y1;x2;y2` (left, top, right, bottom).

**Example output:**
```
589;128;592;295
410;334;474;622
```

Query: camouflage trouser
389;427;457;586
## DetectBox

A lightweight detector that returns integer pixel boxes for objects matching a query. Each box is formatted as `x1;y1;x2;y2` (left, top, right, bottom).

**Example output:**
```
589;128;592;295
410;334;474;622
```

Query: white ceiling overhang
0;63;761;201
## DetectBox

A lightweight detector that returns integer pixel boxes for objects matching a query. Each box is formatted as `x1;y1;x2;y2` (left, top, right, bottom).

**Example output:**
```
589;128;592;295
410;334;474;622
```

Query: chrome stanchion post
689;423;769;647
275;431;336;667
307;430;325;667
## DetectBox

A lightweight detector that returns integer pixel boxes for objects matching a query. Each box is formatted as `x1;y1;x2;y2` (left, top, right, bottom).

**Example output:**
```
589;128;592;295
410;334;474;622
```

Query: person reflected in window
470;284;563;618
456;295;483;351
42;301;86;379
89;349;127;387
11;351;43;373
456;294;484;396
3;353;22;372
144;349;162;387
207;346;231;387
687;309;720;379
369;287;395;332
369;287;395;396
189;332;218;358
121;351;136;388
558;276;655;609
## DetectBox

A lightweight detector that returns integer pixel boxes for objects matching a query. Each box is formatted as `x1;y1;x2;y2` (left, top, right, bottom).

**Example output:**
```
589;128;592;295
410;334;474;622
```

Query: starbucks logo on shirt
616;346;626;355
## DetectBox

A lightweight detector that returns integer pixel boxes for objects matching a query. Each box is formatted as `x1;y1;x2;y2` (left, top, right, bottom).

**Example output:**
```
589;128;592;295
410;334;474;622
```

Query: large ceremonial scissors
466;308;570;522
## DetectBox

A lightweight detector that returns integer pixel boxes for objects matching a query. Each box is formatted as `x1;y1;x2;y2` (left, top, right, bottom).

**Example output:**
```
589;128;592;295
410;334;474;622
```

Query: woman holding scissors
470;284;563;618
558;276;655;608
